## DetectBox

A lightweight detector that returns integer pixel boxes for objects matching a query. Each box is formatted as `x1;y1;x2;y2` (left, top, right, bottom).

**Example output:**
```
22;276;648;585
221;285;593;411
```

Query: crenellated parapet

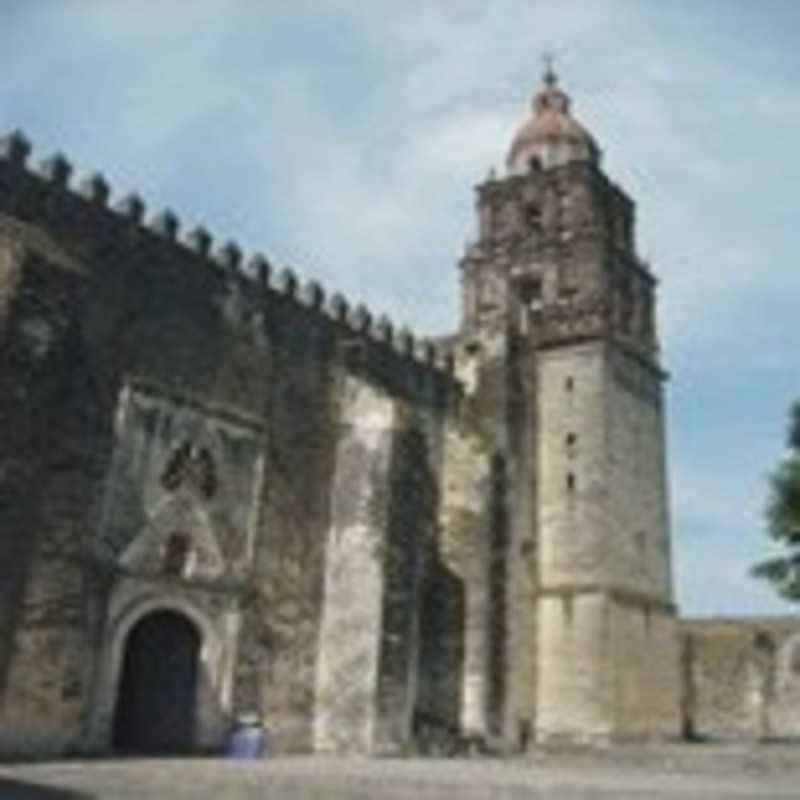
0;129;459;399
0;129;32;165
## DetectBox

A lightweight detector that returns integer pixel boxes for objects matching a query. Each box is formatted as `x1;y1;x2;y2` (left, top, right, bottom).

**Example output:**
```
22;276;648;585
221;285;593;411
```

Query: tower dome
506;66;600;174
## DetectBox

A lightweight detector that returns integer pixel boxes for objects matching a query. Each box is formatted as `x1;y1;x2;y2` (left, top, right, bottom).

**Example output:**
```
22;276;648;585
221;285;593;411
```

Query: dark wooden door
112;610;200;754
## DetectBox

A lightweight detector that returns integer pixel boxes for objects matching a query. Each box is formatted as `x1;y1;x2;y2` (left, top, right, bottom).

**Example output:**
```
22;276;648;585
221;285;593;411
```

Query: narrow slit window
566;472;576;493
526;203;542;230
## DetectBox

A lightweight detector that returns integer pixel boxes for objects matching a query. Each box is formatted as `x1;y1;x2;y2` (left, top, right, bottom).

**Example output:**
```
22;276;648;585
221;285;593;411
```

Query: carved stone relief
96;381;265;581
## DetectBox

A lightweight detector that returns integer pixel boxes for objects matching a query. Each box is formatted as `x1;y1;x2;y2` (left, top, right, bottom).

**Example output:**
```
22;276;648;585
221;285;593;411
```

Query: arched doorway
112;609;201;754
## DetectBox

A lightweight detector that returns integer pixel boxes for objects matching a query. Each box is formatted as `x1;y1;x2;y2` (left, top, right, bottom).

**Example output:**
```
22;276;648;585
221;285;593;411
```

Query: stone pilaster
314;374;399;754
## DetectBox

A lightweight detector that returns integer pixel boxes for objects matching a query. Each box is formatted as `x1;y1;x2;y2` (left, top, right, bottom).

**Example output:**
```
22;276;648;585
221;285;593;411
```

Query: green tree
752;400;800;599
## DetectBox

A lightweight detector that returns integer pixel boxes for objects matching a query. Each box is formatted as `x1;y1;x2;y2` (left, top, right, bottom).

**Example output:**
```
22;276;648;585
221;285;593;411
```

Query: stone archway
112;609;201;754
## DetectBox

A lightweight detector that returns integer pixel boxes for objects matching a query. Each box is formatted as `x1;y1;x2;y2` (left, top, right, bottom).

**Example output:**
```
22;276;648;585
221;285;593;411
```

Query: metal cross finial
542;51;557;84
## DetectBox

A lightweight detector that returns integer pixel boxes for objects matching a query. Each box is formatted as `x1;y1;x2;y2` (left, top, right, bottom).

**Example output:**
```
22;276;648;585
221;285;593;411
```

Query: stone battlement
0;129;456;392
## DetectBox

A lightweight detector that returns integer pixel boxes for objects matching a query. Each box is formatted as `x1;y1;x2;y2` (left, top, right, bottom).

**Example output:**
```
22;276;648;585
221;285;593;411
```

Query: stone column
439;423;491;741
313;375;396;754
461;553;490;738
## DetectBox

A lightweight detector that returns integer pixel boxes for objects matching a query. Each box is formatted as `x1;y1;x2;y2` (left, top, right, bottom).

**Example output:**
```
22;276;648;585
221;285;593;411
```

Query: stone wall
537;593;616;742
447;328;538;751
503;335;539;751
536;341;669;597
0;238;107;757
537;342;609;591
534;339;679;742
536;595;679;743
609;603;680;738
681;618;800;742
0;135;459;757
312;374;462;756
430;417;488;750
606;348;672;599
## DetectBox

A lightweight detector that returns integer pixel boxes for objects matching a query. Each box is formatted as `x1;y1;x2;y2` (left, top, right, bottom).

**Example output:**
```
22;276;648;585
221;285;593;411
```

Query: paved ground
3;744;800;799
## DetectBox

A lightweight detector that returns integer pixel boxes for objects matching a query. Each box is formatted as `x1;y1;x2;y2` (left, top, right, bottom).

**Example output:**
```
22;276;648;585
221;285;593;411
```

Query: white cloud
410;109;514;178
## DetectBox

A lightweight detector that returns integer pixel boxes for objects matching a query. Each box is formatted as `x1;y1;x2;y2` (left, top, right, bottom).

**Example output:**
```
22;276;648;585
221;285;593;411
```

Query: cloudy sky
3;1;799;616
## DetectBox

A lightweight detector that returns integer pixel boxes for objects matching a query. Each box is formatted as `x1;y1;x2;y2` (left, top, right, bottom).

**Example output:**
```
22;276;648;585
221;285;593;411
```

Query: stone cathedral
2;69;800;759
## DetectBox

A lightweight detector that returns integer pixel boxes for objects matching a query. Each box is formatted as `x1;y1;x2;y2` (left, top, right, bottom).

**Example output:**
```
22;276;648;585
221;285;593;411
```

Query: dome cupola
506;65;600;174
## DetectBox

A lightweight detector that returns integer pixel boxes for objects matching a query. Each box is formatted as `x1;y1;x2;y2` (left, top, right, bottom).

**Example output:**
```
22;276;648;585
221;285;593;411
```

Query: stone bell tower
458;65;680;744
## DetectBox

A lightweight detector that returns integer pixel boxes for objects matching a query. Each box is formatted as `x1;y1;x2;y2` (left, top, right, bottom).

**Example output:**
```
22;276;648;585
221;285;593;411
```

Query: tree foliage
752;400;800;599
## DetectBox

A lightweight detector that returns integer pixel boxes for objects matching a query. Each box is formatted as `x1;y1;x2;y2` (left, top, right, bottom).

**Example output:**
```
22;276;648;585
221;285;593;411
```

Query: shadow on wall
415;561;465;754
1;240;157;748
382;424;448;752
0;254;109;727
487;453;509;739
384;424;467;753
0;486;41;700
0;778;94;800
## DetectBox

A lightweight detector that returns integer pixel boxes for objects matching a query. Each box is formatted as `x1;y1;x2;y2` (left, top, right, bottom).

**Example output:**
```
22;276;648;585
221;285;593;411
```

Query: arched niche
87;590;237;753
